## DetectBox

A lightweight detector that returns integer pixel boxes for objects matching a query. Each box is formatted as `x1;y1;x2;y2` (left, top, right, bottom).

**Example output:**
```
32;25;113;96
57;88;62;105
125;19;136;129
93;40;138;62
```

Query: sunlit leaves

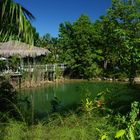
115;129;126;139
0;0;35;44
59;15;102;78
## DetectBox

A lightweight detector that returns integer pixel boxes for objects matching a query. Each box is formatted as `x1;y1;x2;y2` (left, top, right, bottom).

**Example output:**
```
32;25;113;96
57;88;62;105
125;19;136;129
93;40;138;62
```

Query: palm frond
0;0;35;44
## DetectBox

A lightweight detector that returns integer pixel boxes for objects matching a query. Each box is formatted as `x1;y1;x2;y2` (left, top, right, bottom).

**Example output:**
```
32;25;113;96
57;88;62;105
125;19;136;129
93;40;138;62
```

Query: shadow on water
105;84;140;115
18;81;140;122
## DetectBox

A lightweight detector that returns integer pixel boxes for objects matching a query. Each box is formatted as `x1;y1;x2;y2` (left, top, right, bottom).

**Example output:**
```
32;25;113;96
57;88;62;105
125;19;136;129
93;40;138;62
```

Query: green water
19;81;138;119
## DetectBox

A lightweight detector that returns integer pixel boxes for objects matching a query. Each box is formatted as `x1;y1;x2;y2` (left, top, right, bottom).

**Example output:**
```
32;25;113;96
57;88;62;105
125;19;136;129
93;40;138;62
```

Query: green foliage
8;55;20;72
0;80;27;121
50;96;61;112
108;101;140;140
3;121;26;140
28;123;44;140
107;0;140;83
1;85;140;140
0;60;7;72
115;129;126;139
57;0;140;81
0;80;17;113
81;89;112;117
35;34;60;64
0;111;116;140
0;0;35;44
55;66;62;79
59;15;103;79
81;97;94;115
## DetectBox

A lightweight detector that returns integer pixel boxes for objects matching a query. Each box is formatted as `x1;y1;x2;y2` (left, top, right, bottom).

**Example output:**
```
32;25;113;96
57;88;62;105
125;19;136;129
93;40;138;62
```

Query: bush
0;80;18;119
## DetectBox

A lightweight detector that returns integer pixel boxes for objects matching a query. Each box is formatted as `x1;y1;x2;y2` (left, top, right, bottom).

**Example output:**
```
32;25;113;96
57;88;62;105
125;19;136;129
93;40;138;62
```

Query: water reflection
19;81;127;120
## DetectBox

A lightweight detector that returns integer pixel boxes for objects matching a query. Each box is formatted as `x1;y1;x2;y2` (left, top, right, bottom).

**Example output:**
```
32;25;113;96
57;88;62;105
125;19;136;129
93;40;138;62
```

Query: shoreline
16;78;88;89
15;77;132;90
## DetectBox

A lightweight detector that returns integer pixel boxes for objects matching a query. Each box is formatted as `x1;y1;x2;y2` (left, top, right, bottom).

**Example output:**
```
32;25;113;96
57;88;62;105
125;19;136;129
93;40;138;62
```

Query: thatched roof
0;40;50;58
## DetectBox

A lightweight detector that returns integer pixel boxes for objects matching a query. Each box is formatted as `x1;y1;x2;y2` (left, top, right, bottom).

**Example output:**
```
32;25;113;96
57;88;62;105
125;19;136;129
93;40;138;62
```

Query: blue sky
16;0;111;37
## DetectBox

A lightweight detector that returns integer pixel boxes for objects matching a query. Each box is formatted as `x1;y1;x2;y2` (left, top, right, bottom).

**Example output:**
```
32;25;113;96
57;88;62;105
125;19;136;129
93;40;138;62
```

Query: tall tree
94;16;118;73
107;0;140;83
59;15;103;78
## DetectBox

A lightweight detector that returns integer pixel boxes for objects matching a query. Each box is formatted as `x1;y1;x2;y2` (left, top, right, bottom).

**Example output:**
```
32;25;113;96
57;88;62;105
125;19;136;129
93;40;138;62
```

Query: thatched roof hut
0;40;50;58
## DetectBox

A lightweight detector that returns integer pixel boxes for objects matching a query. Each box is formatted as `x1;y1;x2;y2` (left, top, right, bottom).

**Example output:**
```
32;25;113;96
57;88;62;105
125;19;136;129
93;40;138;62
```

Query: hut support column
33;57;35;67
28;57;31;87
33;57;36;83
20;57;24;73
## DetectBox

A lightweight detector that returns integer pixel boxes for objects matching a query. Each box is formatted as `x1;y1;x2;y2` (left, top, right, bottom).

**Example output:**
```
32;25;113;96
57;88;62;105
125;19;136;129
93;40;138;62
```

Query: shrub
0;80;23;121
0;80;17;113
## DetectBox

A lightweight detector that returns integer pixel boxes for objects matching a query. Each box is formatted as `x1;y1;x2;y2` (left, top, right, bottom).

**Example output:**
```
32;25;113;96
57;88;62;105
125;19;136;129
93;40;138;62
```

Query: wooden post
31;94;34;125
28;57;31;87
20;57;24;73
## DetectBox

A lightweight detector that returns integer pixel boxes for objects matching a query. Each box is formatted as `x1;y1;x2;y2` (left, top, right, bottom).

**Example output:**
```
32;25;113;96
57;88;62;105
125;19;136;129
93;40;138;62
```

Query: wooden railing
22;64;67;72
0;64;67;75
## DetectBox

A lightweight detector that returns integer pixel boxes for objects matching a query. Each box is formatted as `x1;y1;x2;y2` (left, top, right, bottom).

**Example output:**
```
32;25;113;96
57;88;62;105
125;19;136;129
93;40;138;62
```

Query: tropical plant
100;101;140;140
0;0;35;44
81;89;111;117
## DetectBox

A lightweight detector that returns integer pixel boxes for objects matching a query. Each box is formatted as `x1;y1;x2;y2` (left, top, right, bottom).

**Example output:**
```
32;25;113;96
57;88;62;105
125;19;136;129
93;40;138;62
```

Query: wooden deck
22;64;67;72
0;64;67;88
0;64;67;81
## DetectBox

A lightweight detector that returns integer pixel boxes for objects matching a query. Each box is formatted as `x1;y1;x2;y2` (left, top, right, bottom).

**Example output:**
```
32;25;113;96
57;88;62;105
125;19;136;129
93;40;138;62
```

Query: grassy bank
1;81;140;140
0;112;116;140
1;101;140;140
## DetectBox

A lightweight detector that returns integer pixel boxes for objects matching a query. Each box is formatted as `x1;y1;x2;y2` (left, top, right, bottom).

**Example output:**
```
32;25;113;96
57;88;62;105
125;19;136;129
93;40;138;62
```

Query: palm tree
0;0;35;44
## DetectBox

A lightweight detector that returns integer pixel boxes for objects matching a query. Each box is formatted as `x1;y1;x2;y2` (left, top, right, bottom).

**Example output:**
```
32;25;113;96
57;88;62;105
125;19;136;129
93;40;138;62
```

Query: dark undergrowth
0;80;140;140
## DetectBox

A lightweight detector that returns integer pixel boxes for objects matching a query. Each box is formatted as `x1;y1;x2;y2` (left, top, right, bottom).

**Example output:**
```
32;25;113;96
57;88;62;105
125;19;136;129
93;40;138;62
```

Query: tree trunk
104;59;108;70
129;55;136;85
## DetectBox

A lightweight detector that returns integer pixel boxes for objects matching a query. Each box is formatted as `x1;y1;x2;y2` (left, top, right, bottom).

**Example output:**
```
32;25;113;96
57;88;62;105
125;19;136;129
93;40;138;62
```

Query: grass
1;81;140;140
0;112;116;140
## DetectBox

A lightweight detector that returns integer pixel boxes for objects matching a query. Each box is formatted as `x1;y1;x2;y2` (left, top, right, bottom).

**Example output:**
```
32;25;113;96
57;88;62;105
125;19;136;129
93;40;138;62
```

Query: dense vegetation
31;0;140;83
58;0;140;81
1;0;140;82
0;0;140;139
0;81;140;139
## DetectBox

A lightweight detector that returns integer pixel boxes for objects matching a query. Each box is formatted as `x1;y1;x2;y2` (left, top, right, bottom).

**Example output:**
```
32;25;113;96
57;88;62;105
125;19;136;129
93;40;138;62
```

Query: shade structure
0;40;50;58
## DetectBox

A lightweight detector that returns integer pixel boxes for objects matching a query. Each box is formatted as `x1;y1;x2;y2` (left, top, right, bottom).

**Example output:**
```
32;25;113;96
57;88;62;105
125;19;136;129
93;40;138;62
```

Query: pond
19;81;139;120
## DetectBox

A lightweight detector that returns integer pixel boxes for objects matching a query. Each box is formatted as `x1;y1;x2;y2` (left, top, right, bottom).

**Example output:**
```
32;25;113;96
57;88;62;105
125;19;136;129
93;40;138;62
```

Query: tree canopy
59;15;103;78
57;0;140;81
